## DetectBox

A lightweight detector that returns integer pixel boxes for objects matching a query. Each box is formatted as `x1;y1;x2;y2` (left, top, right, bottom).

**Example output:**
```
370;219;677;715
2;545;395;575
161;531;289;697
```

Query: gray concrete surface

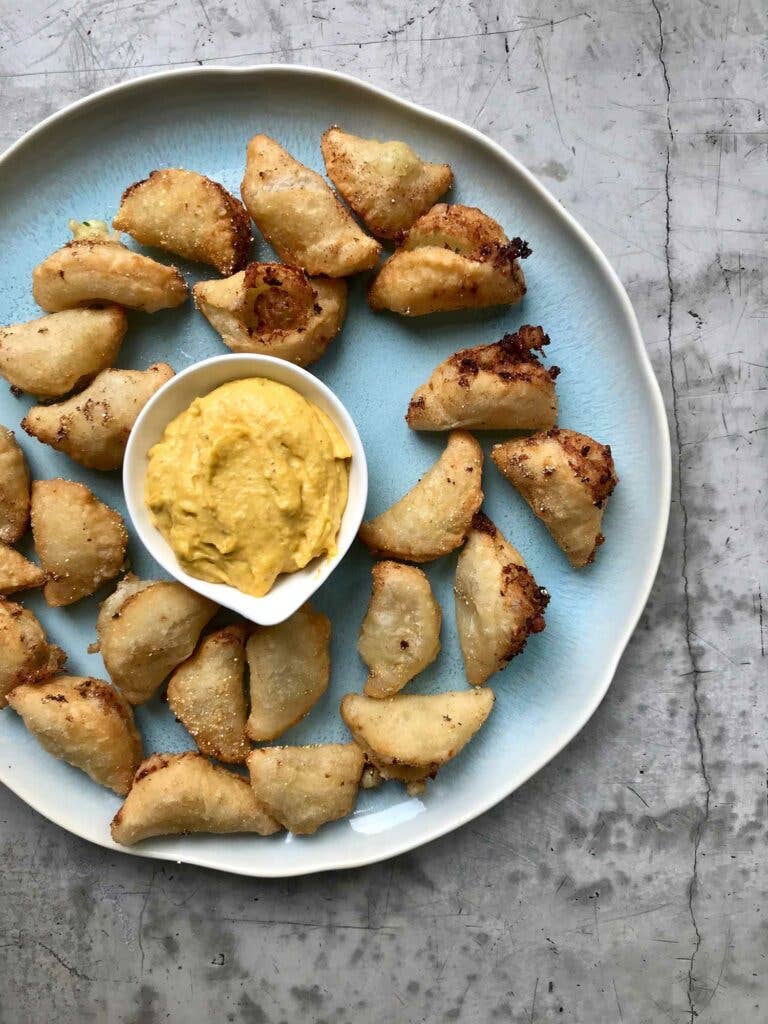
1;2;766;1021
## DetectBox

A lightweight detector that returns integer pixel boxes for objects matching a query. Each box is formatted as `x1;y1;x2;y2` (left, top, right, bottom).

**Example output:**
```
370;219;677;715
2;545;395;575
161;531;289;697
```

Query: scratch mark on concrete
535;33;565;148
469;829;538;868
613;977;624;1022
626;784;650;808
473;63;504;126
35;941;92;982
137;867;156;979
700;929;730;1008
529;975;539;1023
0;15;593;80
383;860;396;920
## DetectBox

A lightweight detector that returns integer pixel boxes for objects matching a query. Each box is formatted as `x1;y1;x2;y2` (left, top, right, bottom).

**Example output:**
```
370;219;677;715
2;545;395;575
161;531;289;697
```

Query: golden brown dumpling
454;512;548;685
32;239;188;313
0;599;65;708
358;430;483;562
113;168;252;275
0;427;30;544
0;306;127;399
240;134;380;276
247;743;364;835
492;428;618;567
31;479;127;606
167;625;250;764
111;752;281;845
7;675;142;795
321;126;453;239
194;262;347;366
22;363;174;471
407;325;558;431
0;543;46;595
369;204;529;316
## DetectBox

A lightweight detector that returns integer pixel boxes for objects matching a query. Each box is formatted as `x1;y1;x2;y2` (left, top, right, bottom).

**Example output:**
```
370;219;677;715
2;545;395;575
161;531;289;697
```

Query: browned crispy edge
121;170;253;275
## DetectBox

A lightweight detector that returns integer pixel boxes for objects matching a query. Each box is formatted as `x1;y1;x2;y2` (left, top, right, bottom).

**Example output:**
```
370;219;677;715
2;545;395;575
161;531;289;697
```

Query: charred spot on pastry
471;511;497;536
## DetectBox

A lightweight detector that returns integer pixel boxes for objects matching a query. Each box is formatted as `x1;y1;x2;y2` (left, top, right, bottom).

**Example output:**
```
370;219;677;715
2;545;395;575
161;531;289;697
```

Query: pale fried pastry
455;512;548;685
94;575;217;705
111;752;281;845
0;428;30;544
241;134;380;276
247;743;364;835
358;430;483;562
0;599;65;708
341;689;494;794
0;306;127;399
246;603;330;742
7;675;142;796
22;363;174;470
321;126;453;239
358;562;441;698
30;479;127;607
0;543;46;595
32;239;188;312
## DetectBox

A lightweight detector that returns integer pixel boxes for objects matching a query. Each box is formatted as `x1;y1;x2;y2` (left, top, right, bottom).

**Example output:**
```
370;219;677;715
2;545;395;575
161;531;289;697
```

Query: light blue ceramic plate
0;66;670;877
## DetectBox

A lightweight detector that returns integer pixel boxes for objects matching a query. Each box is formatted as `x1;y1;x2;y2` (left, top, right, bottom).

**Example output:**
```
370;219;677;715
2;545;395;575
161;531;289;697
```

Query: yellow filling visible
68;218;120;242
145;378;351;597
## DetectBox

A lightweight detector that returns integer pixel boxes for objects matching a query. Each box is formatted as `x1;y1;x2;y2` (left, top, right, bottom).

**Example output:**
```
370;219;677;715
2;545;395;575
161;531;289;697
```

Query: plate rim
0;63;672;877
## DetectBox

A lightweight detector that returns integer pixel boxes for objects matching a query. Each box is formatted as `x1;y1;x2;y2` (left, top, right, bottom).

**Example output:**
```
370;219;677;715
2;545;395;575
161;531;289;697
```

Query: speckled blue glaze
0;67;669;876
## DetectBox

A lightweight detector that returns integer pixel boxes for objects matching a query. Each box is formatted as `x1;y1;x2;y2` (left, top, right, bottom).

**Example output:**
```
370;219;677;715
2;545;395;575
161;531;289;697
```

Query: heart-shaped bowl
123;353;368;625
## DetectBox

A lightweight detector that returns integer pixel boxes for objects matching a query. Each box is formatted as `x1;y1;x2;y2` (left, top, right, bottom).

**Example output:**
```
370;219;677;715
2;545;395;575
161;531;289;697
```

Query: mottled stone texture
0;1;765;1021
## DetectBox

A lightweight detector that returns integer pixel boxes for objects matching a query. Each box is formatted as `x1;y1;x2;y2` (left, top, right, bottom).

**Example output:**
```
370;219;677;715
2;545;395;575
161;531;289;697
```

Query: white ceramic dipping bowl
123;354;368;626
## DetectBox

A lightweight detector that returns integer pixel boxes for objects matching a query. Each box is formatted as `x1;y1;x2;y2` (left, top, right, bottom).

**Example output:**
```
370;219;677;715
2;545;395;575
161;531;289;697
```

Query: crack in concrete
651;2;712;1020
35;940;93;982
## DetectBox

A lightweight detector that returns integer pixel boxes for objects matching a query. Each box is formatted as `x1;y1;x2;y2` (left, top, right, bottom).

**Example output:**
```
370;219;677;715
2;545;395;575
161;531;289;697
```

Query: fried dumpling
455;512;548;685
368;204;529;316
167;625;250;764
194;262;347;366
113;167;252;275
240;134;381;276
246;603;330;742
7;675;142;795
492;428;618;567
22;363;174;470
358;561;441;698
321;126;453;239
246;743;364;835
341;688;494;793
111;752;281;845
32;239;188;312
0;428;30;544
358;430;483;562
407;325;558;431
0;599;65;708
0;543;46;595
0;306;127;399
31;479;127;606
94;575;218;705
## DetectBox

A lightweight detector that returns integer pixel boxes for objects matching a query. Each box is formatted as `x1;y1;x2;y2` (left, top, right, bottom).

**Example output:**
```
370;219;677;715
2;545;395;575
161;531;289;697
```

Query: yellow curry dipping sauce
145;378;352;597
